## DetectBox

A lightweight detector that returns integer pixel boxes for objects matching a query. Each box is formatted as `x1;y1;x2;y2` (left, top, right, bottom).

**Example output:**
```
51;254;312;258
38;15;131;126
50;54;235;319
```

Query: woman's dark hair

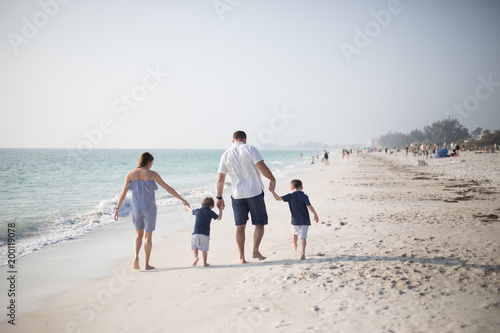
137;152;154;168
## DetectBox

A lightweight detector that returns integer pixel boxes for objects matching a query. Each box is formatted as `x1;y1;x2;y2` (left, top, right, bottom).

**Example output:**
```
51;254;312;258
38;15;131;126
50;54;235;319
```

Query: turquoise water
0;148;317;265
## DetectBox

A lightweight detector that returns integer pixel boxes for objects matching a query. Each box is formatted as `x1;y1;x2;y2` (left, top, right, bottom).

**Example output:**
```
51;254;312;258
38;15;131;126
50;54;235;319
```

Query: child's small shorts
292;225;309;239
191;234;210;251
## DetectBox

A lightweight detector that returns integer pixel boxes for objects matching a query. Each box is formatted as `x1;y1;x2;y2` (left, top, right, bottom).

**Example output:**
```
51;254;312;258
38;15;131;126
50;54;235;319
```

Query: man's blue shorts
231;191;268;226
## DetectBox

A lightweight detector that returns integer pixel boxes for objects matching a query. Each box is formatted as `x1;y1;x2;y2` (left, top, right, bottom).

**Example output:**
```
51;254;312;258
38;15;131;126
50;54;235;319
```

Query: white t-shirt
218;142;264;199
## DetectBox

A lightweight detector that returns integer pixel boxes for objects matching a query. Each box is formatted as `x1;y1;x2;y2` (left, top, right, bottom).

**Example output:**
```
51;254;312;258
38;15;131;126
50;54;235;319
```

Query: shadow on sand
140;254;500;272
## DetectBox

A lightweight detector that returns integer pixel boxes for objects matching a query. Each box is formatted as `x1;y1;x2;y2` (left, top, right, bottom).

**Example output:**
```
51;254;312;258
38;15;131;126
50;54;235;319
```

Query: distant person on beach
114;152;190;270
311;156;315;165
216;131;276;264
420;143;425;158
185;197;222;267
323;150;330;166
270;179;319;260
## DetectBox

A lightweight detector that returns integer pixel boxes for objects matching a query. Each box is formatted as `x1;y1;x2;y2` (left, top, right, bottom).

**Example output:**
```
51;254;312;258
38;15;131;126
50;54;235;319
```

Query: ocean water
0;148;318;266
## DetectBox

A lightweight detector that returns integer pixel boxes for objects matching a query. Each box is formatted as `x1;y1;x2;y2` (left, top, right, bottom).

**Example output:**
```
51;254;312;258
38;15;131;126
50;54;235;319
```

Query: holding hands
268;178;276;192
216;198;225;211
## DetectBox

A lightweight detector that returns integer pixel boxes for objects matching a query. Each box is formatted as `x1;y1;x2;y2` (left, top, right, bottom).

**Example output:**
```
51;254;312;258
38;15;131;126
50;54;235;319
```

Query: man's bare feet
237;258;247;264
193;258;199;266
300;253;306;260
145;264;155;270
203;262;210;267
252;251;266;261
134;259;140;270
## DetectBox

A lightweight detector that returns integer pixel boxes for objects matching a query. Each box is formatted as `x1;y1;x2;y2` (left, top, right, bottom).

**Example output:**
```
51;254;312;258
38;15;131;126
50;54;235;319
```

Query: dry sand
3;151;499;332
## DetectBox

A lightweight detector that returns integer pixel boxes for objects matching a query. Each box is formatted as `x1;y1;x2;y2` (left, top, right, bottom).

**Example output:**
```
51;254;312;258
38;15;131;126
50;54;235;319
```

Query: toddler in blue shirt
271;179;319;260
186;197;222;266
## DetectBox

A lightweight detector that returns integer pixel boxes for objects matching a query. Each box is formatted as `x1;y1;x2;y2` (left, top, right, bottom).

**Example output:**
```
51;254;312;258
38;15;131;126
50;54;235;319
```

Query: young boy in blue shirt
271;179;319;260
186;197;222;266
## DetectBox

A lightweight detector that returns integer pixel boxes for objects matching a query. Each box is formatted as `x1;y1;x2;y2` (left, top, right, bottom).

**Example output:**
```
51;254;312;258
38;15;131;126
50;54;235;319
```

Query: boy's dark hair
202;197;215;207
290;179;303;190
233;131;247;141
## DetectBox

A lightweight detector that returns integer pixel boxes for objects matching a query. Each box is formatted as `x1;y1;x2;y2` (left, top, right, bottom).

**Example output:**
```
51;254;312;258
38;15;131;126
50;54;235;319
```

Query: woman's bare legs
134;230;143;270
144;231;154;270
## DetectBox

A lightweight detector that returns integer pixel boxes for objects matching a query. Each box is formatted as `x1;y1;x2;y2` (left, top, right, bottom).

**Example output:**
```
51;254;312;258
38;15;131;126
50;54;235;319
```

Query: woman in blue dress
114;152;190;270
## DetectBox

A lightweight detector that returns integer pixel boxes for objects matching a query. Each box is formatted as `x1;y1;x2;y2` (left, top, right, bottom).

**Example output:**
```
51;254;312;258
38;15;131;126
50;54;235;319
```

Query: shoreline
0;204;195;318
2;152;499;332
0;152;310;319
0;148;311;267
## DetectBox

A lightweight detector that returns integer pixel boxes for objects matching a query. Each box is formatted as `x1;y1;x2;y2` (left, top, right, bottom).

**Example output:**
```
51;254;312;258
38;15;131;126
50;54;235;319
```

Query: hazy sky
1;0;499;149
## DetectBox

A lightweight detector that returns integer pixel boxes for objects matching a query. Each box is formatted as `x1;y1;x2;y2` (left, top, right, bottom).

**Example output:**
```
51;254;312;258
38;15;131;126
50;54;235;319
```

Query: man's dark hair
233;131;247;141
290;179;303;190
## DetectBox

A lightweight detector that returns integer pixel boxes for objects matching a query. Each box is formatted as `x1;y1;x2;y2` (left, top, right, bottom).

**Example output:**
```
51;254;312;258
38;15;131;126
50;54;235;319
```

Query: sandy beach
2;151;499;333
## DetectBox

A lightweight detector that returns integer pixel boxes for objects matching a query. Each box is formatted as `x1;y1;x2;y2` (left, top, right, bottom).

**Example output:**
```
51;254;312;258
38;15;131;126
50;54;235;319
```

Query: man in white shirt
217;131;276;264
